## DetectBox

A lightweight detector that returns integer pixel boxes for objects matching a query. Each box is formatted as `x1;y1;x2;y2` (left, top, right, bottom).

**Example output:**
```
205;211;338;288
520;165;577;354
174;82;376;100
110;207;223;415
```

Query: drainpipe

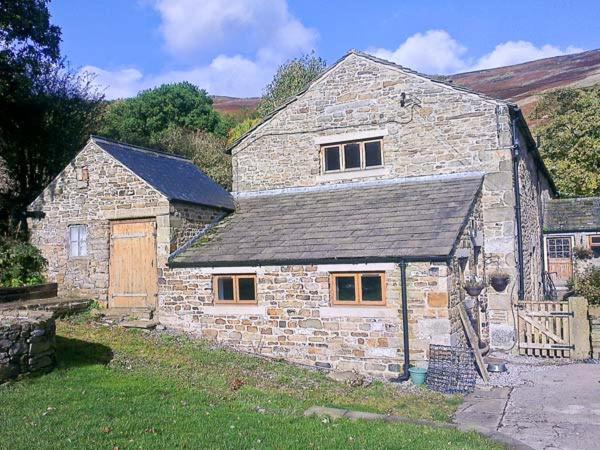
512;115;526;301
393;259;411;382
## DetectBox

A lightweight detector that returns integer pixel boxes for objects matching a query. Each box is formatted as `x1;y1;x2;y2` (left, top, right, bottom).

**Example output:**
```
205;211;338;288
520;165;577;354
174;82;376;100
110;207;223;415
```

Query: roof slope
170;175;483;267
92;136;234;210
544;197;600;232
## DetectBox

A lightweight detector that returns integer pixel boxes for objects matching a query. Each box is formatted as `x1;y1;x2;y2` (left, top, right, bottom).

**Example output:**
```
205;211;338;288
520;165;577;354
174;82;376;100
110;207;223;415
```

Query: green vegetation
574;267;600;305
0;238;46;287
257;53;326;117
227;117;262;145
0;319;499;449
534;85;600;197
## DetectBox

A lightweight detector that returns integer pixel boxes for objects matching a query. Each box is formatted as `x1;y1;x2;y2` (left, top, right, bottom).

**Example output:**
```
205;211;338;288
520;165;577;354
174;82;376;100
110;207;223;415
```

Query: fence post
569;296;590;360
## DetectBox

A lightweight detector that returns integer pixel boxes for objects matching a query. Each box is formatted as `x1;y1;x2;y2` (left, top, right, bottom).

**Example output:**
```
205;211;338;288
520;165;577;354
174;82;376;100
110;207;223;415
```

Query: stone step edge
304;406;533;450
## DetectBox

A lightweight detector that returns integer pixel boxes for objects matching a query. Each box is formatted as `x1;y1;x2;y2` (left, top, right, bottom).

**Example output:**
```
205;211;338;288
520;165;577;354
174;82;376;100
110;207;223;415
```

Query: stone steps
120;320;159;330
101;307;154;321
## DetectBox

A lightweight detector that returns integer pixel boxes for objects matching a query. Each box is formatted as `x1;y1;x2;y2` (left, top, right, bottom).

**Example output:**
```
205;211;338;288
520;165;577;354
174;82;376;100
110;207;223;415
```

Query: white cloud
370;30;468;74
471;41;584;71
369;30;583;75
85;0;317;99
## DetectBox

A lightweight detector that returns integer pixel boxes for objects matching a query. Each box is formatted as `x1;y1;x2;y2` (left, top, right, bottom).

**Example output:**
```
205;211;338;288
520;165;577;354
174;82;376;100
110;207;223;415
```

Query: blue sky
50;0;600;99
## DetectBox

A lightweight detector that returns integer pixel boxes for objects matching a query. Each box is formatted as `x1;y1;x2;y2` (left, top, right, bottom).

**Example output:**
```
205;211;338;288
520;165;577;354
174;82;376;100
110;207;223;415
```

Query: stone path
455;363;600;450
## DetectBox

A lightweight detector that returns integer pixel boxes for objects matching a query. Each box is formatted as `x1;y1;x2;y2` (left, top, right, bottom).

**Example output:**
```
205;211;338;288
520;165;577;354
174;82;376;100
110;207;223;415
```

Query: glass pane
238;277;255;301
336;276;356;301
69;226;80;257
79;226;88;256
364;141;382;167
324;147;340;171
344;143;360;169
217;277;234;301
361;275;382;301
592;247;600;258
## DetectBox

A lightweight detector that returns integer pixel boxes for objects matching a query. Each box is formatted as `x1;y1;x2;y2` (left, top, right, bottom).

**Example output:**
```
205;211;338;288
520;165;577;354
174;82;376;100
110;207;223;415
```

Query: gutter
512;116;526;301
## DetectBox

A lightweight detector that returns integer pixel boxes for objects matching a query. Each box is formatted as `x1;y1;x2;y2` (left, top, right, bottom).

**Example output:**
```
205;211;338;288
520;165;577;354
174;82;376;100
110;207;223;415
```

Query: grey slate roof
544;197;600;232
170;175;483;267
92;136;234;210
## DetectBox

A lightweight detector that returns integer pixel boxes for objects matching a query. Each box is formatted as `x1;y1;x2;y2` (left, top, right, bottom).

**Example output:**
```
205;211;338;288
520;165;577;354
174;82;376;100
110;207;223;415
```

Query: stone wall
590;307;600;359
0;311;56;383
158;262;455;378
169;201;225;252
27;142;171;302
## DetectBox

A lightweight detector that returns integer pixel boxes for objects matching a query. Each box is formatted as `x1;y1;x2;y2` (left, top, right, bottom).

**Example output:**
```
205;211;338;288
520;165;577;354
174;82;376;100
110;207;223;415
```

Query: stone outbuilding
27;136;233;310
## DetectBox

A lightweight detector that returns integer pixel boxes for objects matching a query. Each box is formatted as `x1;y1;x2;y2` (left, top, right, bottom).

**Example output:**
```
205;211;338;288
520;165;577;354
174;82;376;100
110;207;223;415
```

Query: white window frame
69;224;88;258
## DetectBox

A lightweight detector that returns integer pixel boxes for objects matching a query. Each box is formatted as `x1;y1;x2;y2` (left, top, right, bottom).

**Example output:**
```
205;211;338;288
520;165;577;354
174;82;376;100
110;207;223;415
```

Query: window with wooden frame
213;275;257;304
330;272;386;306
321;138;383;173
547;237;571;259
590;236;600;258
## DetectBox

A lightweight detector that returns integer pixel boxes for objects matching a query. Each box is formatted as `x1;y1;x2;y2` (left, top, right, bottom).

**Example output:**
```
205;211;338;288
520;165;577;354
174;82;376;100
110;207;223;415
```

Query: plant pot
464;285;484;297
408;367;427;385
490;276;510;292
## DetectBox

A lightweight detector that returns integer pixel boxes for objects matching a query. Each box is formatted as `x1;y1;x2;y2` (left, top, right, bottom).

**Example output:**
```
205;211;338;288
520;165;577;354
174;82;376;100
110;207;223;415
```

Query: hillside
212;49;600;124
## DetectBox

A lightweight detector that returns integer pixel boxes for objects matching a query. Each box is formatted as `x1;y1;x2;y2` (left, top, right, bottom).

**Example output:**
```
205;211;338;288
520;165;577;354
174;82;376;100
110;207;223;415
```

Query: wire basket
426;344;477;394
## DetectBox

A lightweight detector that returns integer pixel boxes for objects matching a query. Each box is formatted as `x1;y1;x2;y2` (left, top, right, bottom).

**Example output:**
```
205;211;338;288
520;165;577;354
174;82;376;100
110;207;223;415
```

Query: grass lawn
0;315;501;449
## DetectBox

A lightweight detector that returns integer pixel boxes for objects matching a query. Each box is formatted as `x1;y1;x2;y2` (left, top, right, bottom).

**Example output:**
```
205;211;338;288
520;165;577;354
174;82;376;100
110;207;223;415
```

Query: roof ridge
90;135;191;162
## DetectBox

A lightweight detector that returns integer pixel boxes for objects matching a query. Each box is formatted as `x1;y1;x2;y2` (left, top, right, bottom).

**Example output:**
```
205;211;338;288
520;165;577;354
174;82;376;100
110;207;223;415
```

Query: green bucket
408;367;427;385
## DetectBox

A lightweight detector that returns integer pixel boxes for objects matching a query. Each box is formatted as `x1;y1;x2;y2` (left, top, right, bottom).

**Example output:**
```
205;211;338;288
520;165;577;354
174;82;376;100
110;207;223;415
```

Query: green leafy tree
533;86;600;197
99;82;226;147
0;0;103;231
257;53;326;117
158;128;232;190
227;117;262;145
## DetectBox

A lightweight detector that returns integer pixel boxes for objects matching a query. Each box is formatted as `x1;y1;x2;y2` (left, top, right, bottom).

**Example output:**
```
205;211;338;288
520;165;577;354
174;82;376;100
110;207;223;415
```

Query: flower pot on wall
464;285;484;297
490;274;510;292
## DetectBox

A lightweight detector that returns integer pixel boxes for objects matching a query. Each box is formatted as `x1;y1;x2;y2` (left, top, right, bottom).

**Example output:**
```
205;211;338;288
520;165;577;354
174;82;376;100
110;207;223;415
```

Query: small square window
324;146;341;171
361;274;383;302
217;277;235;301
335;276;356;301
238;277;256;301
214;275;257;304
590;236;600;258
364;141;382;167
331;273;385;306
343;143;361;169
69;225;88;258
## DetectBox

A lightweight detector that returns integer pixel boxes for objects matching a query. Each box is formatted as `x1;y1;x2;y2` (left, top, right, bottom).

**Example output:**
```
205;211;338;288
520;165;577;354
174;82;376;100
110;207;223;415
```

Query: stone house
543;197;600;289
157;51;556;378
27;136;234;309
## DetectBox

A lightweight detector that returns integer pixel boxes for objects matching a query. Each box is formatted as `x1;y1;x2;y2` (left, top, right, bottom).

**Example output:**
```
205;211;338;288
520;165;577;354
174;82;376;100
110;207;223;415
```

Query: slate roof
544;197;600;232
170;175;483;267
92;136;234;210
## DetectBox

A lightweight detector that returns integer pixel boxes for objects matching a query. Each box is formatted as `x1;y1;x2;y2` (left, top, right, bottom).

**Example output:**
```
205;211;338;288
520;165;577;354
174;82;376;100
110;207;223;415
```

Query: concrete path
455;363;600;450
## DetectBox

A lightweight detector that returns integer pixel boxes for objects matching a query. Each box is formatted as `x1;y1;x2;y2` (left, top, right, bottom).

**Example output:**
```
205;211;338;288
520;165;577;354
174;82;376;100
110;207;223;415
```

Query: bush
575;267;600;305
573;246;593;260
0;239;47;287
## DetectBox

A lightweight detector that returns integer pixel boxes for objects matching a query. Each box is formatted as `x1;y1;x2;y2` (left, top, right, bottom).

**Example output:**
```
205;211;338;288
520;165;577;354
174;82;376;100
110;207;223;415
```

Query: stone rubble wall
158;262;455;379
27;142;171;302
0;311;56;383
590;307;600;359
169;202;226;253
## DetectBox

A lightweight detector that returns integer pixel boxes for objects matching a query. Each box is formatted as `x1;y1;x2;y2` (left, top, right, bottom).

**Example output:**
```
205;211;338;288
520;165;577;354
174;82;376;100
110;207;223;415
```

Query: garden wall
590;306;600;359
0;310;56;383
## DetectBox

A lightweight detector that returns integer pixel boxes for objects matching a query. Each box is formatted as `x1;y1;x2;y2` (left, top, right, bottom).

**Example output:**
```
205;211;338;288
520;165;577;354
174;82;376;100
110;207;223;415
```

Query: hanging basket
464;284;484;297
490;275;510;292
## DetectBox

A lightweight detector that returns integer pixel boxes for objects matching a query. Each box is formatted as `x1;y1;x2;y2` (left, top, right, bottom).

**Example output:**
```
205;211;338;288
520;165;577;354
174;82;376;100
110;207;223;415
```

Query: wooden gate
108;219;158;309
517;301;573;357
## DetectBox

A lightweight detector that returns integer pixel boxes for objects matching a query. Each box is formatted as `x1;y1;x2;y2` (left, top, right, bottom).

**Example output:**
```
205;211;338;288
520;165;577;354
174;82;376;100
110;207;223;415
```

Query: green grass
0;317;502;449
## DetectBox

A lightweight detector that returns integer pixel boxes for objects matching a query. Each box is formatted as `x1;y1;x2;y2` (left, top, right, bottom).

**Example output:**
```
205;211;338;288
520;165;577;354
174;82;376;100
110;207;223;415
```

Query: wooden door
109;219;157;309
546;237;573;288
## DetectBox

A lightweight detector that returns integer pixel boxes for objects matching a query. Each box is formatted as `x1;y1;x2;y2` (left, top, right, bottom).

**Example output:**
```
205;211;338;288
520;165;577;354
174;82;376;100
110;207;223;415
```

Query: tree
99;82;227;148
227;117;262;145
257;53;326;117
533;86;600;197
158;128;232;190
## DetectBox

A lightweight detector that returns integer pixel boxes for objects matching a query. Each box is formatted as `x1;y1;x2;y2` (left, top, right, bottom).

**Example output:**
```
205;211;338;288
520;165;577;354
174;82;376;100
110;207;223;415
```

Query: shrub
575;267;600;305
0;239;47;287
573;246;593;260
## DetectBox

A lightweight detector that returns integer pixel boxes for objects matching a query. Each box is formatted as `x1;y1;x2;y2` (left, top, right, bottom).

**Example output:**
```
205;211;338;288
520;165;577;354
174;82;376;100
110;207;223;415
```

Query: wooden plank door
546;237;573;288
109;219;157;308
517;301;572;358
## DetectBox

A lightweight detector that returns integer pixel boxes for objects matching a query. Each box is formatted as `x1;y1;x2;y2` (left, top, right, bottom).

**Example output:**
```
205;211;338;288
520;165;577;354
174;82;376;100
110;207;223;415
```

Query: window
69;225;88;257
330;273;385;305
213;275;257;304
321;139;383;173
590;236;600;258
547;237;571;259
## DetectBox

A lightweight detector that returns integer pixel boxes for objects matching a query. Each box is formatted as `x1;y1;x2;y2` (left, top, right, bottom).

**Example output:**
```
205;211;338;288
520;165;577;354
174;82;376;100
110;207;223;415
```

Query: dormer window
321;138;383;173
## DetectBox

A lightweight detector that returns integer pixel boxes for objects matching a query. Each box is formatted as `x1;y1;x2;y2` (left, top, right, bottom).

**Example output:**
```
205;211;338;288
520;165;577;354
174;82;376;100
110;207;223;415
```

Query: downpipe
393;259;411;382
512;116;526;301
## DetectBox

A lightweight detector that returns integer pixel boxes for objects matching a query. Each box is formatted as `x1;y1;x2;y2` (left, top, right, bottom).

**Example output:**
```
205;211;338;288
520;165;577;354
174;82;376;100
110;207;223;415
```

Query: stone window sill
320;306;397;318
203;305;265;315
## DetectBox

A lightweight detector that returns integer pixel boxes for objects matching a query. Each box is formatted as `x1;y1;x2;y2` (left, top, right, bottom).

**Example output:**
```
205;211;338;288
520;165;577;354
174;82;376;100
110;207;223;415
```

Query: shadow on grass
55;336;113;370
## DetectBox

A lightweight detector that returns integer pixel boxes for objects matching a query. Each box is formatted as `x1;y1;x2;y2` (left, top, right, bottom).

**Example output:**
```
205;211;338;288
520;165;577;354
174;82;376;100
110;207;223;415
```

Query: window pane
217;277;234;301
344;143;360;169
361;275;383;301
79;226;88;256
336;276;356;301
324;146;340;171
238;277;255;301
364;141;382;167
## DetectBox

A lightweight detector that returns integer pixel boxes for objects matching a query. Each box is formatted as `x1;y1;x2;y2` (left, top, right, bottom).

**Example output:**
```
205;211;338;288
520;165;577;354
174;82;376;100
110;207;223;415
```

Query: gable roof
91;136;234;210
227;50;513;154
170;174;483;267
544;197;600;232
